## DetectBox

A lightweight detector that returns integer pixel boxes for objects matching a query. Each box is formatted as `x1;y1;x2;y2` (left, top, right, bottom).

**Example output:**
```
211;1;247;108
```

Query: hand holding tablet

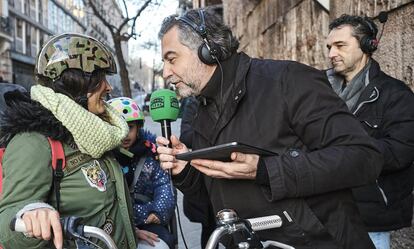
175;142;278;162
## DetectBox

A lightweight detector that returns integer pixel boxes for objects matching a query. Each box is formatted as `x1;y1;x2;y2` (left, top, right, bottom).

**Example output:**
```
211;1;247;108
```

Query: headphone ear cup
360;35;378;53
198;43;216;65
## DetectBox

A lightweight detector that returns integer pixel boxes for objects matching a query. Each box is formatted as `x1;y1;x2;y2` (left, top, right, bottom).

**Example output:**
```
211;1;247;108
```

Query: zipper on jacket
363;120;379;129
353;87;379;115
283;211;293;223
376;179;388;206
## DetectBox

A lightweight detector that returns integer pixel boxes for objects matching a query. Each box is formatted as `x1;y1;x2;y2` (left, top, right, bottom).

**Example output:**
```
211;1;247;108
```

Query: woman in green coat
0;33;136;249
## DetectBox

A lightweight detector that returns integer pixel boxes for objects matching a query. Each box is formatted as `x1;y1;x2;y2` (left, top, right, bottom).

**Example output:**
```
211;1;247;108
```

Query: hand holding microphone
149;89;188;175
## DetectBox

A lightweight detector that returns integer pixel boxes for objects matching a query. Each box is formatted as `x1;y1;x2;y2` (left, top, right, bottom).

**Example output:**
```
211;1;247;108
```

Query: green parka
0;92;137;249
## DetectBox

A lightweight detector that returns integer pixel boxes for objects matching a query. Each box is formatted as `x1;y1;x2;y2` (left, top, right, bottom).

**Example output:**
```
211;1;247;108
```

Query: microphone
149;89;180;147
378;11;388;24
376;11;388;44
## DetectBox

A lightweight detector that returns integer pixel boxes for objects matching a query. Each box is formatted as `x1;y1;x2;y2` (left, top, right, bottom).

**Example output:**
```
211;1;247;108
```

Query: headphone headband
176;9;221;65
359;18;378;54
363;18;377;37
177;10;207;39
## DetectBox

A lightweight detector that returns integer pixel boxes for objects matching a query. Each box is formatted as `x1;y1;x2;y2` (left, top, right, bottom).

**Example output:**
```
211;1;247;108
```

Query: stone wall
223;0;414;88
331;0;414;89
223;0;330;69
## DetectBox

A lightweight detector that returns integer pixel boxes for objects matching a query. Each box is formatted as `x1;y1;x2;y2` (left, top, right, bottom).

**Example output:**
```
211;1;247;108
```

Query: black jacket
328;59;414;232
174;53;383;249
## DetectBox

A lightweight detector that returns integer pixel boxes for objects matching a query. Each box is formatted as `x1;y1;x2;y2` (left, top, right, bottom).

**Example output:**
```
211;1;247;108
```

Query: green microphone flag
149;89;180;122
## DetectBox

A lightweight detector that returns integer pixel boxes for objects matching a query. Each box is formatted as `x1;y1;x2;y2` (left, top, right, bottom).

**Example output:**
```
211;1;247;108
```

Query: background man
326;14;414;249
157;8;383;248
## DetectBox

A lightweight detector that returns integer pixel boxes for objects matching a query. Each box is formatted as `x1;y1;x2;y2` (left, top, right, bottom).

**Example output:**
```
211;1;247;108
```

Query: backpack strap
0;139;65;204
47;138;65;212
129;156;146;192
0;148;5;196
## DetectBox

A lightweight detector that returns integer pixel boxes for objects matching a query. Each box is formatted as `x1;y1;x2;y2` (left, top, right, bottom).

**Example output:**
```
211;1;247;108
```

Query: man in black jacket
157;8;383;249
326;15;414;249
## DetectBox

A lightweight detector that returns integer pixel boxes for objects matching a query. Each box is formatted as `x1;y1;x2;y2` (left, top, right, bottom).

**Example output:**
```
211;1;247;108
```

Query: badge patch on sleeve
81;160;107;192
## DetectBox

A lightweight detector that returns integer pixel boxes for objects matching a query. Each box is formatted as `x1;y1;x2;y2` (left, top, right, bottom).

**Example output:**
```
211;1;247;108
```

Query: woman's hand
21;208;63;249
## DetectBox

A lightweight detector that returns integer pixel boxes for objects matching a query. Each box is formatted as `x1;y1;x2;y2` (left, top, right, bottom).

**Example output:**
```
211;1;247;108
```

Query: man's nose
328;47;337;59
162;64;172;79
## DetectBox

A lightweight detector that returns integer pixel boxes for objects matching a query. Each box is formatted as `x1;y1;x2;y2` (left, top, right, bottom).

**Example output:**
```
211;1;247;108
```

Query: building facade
83;0;129;97
0;0;13;82
0;0;127;91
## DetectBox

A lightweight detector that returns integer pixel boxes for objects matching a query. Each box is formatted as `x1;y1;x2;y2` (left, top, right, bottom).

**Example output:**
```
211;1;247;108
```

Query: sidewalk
144;116;202;248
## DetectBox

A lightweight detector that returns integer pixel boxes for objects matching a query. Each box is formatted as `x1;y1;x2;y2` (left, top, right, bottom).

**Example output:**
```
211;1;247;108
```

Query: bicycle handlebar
10;216;118;249
205;209;295;249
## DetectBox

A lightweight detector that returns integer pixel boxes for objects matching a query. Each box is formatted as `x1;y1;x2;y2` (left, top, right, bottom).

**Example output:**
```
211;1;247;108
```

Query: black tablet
176;142;278;162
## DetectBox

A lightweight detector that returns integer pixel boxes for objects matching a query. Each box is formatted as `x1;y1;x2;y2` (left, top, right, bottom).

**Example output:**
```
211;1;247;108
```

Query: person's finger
38;210;51;240
157;145;173;156
50;212;62;249
170;135;179;145
156;136;170;147
30;213;42;238
159;161;174;170
170;136;189;153
158;153;175;163
141;230;158;246
231;152;247;162
191;163;231;178
144;230;160;241
191;159;226;171
22;214;34;237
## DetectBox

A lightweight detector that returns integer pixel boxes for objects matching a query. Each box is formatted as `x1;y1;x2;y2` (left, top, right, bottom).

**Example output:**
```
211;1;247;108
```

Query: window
25;23;32;56
24;0;29;15
48;1;58;33
29;0;36;19
16;19;23;39
8;0;15;8
31;26;37;57
14;18;23;53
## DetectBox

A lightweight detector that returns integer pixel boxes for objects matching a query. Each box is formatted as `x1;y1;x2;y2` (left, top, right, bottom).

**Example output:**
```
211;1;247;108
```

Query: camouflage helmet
35;33;117;81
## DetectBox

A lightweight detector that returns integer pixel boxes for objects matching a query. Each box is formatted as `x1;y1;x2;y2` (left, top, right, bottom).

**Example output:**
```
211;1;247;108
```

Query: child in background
108;97;176;249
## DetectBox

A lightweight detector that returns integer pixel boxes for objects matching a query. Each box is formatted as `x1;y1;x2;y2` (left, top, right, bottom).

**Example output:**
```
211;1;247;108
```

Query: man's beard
175;82;198;98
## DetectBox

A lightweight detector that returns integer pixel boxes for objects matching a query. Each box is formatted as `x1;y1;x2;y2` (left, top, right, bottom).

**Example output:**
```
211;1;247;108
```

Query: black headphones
177;9;222;65
360;18;379;54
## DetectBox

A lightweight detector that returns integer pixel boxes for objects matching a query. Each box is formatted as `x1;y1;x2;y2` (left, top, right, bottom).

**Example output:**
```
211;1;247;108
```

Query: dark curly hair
329;14;378;45
35;68;107;109
159;7;239;61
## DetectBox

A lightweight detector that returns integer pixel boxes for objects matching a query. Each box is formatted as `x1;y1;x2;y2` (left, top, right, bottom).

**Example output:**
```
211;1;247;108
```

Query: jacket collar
193;52;252;145
326;58;383;115
198;52;240;107
352;59;383;114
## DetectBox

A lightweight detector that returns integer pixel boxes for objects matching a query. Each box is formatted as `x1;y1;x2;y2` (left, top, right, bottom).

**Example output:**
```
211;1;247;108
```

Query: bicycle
11;210;294;249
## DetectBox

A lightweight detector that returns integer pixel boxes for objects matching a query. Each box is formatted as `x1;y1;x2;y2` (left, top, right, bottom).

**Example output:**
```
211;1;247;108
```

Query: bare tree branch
84;0;155;97
83;0;117;33
121;0;129;19
128;0;152;38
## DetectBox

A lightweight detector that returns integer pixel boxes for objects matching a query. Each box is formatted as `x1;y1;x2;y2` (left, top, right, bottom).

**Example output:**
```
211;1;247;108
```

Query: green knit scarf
31;85;129;158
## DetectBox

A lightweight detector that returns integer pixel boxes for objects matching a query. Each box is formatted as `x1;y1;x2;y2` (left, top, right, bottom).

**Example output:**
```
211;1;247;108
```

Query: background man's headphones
177;9;222;65
360;18;379;54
